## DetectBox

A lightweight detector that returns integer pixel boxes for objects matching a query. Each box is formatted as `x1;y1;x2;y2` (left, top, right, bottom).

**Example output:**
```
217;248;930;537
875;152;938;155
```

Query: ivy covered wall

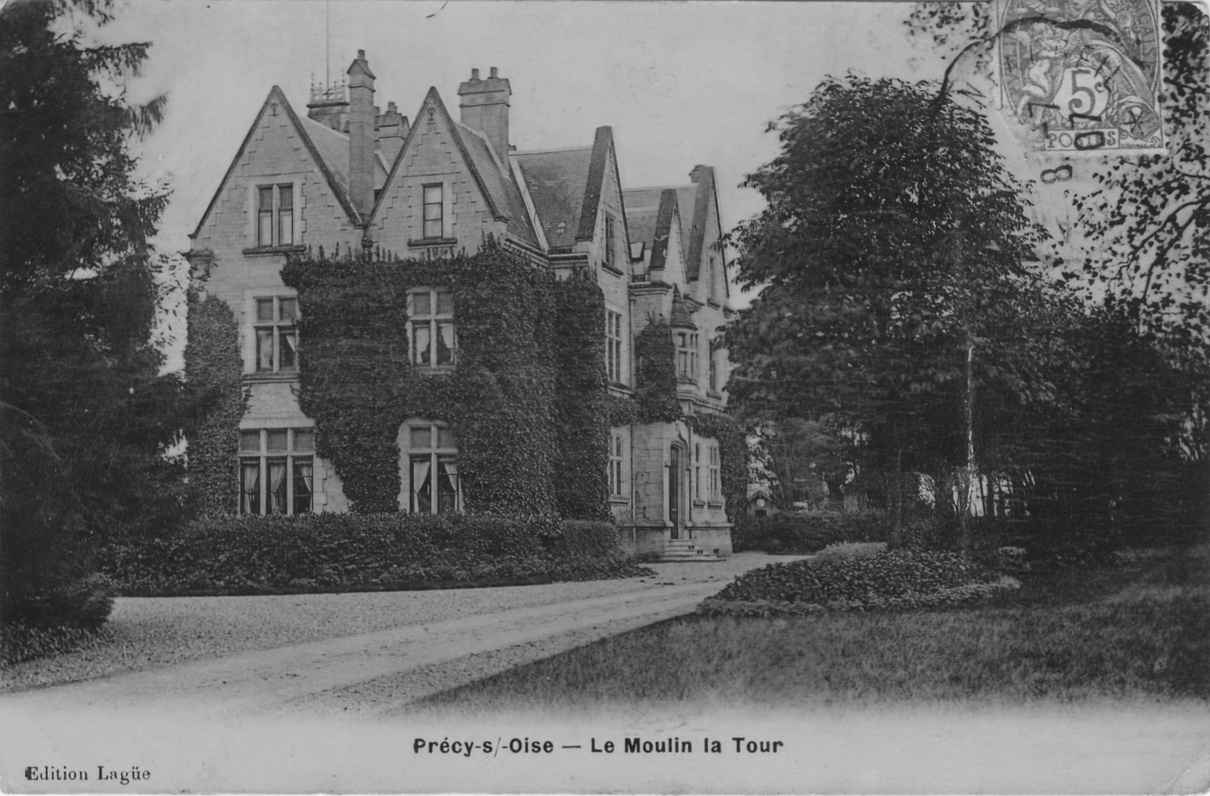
183;291;246;517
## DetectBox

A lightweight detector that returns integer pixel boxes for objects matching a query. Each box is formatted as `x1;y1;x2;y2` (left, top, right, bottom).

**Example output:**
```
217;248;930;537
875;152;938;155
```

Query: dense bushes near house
731;510;886;553
99;514;649;596
699;550;1013;616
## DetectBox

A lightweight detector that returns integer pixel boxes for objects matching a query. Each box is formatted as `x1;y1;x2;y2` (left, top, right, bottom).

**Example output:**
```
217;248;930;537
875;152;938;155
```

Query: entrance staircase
659;538;724;562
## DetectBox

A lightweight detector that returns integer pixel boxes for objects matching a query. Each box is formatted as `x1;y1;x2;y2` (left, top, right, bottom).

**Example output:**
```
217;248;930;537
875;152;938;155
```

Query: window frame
708;442;722;503
605;309;624;384
422;183;444;240
676;330;699;381
609;431;625;498
239;427;314;515
404;421;462;514
604;214;616;271
254;183;298;249
253;296;299;374
407;287;456;368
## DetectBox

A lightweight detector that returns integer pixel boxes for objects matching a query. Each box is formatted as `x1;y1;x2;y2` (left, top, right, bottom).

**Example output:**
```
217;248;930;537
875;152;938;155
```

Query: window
605;309;623;384
240;428;314;515
406;423;461;514
609;432;625;498
708;443;721;502
676;330;699;380
255;296;299;373
257;184;295;247
604;214;616;270
423;184;443;239
708;339;718;392
707;254;718;302
409;288;455;366
694;443;703;502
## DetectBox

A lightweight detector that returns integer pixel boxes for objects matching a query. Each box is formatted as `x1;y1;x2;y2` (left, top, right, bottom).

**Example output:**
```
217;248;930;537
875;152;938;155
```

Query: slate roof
513;146;594;251
624;185;698;272
300;115;388;201
452;122;540;248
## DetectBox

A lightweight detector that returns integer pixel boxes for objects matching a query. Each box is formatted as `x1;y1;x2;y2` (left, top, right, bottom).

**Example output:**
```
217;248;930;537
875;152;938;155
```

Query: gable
191;86;364;239
513;146;593;250
371;88;538;250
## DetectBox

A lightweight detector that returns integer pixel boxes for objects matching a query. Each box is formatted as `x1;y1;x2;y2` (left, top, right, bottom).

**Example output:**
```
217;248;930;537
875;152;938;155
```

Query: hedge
99;514;650;596
731;510;887;553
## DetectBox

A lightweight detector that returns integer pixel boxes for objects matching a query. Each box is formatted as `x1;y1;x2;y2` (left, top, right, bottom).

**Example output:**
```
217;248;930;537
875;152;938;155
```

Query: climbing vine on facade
633;319;681;423
183;291;246;517
687;411;749;522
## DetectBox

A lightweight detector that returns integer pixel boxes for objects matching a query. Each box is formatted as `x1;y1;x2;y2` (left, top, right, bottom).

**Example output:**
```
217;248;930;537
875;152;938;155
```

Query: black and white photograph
1;0;1207;792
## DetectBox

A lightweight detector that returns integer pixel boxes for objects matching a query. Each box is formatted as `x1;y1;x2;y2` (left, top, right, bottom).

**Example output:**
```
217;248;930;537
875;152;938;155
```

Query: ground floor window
405;421;461;514
609;432;625;497
240;428;314;515
707;442;721;502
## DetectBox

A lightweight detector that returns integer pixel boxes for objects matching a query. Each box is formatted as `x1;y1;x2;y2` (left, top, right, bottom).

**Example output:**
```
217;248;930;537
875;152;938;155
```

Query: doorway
669;445;682;539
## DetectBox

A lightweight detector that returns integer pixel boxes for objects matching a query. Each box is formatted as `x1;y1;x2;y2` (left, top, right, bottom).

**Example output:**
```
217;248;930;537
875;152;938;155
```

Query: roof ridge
514;144;594;156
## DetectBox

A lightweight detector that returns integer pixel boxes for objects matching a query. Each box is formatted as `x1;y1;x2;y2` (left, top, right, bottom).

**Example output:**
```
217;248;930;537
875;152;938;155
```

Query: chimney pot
357;49;365;59
471;68;480;80
490;67;498;78
388;101;397;113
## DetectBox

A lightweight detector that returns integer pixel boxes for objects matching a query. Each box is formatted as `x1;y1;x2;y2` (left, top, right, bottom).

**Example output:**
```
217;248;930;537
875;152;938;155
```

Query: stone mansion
186;51;737;558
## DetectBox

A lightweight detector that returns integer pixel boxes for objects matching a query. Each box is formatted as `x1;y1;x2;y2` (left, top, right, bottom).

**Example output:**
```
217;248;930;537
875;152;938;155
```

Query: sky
88;0;1092;368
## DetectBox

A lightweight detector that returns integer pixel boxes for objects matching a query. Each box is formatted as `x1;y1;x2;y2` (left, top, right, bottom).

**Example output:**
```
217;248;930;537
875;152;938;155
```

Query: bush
732;510;886;554
99;513;648;596
712;550;998;607
814;542;886;563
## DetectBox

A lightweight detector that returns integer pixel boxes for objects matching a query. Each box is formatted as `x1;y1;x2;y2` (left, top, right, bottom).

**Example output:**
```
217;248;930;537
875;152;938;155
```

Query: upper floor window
423;184;444;239
255;296;298;373
694;442;703;502
240;427;313;515
257;184;295;247
609;432;625;497
707;254;718;302
708;340;718;392
409;288;455;367
605;309;623;384
676;330;698;381
405;422;461;514
604;214;616;271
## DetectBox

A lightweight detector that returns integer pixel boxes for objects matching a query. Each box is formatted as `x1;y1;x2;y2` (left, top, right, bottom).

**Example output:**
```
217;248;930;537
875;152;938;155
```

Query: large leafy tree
0;0;184;630
725;73;1049;548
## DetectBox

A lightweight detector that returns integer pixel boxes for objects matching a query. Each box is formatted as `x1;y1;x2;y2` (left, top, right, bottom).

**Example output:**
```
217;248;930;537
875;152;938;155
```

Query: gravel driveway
0;553;797;701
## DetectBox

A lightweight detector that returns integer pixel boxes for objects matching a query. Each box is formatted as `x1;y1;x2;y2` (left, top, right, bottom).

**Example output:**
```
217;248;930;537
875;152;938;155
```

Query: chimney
375;100;409;167
307;79;348;132
458;66;511;166
347;49;376;220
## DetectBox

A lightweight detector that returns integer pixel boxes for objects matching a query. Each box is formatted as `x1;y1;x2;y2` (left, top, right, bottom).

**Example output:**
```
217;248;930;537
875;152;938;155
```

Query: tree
0;0;184;632
724;73;1048;549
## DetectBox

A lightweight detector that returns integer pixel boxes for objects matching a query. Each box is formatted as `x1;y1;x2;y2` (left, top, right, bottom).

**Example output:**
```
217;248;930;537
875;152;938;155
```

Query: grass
418;542;1210;712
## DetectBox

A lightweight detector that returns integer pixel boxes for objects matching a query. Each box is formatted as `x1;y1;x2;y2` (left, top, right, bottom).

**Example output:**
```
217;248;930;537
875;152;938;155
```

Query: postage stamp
995;0;1165;153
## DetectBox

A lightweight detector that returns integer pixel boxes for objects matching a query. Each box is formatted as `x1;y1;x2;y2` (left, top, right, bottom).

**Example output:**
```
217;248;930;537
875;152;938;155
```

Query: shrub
814;542;886;563
732;510;886;553
713;550;997;606
99;513;648;596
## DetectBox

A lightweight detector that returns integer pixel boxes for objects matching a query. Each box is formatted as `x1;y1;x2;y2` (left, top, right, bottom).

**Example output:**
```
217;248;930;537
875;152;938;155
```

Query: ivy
279;238;616;519
687;411;749;522
633;319;681;423
183;291;245;517
551;272;612;520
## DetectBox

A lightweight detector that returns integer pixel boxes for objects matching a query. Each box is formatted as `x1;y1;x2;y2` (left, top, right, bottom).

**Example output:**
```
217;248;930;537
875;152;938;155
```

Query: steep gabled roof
685;166;717;281
372;87;538;249
513;146;593;250
299;115;389;202
513;126;621;254
647;189;680;272
191;86;370;238
625;184;701;278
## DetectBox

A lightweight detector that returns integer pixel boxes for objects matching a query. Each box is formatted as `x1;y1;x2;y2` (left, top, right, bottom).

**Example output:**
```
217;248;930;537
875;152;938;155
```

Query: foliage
731;510;886;554
280;239;578;517
685;411;748;521
0;0;184;632
750;418;849;509
632;319;681;423
183;291;245;516
723;73;1049;551
551;273;612;521
814;541;887;563
0;622;108;666
98;513;647;595
712;550;998;606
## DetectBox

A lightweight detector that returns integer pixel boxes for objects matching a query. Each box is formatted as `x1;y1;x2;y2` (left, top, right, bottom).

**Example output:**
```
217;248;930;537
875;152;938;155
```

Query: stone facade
187;51;736;556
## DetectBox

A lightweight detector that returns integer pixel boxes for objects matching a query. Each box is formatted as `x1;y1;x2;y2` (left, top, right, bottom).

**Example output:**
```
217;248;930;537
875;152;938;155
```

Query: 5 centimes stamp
995;0;1164;153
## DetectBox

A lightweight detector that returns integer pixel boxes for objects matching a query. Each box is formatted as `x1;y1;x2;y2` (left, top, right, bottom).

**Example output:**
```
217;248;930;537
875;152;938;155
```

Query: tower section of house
187;53;736;559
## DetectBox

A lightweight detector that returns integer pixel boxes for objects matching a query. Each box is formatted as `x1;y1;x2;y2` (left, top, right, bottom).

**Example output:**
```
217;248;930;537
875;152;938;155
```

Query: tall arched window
401;420;461;514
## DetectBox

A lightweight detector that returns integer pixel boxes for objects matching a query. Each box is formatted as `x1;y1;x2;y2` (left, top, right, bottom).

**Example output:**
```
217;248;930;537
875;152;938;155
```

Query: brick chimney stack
347;50;376;221
458;66;511;166
375;100;409;167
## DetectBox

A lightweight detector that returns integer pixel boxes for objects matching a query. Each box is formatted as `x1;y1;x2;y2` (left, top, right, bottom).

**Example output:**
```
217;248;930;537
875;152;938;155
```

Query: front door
669;446;681;539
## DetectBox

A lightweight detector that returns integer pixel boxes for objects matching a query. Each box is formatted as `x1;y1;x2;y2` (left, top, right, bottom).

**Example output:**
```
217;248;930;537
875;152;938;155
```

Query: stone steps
658;539;724;562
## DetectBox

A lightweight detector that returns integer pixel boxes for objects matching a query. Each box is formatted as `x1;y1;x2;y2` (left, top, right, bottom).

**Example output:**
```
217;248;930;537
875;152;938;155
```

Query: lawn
418;543;1210;712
